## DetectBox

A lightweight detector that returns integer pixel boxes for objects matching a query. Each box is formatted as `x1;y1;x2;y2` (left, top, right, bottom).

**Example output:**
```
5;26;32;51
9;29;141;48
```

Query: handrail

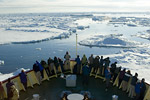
1;70;33;84
0;60;150;100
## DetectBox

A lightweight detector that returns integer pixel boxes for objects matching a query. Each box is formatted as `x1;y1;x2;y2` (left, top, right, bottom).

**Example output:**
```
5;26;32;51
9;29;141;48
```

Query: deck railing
0;60;150;100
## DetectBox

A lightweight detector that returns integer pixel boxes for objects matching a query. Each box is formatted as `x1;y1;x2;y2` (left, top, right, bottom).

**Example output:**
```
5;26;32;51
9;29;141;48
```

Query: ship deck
19;75;132;100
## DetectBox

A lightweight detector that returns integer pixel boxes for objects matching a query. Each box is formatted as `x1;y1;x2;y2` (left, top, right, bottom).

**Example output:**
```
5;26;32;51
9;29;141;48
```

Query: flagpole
76;34;77;57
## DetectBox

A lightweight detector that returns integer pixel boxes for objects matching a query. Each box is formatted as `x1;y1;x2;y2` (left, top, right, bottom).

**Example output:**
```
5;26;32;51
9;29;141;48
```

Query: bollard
33;94;39;100
112;95;118;100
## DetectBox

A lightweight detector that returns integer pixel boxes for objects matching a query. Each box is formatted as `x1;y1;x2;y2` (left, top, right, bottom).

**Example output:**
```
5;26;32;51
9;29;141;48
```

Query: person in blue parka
135;80;141;100
140;78;146;100
105;66;111;91
75;55;81;74
82;63;90;86
19;70;27;90
36;61;44;78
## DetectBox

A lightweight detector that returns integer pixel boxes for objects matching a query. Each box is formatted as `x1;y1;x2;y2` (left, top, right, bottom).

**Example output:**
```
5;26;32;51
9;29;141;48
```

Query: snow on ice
133;30;150;41
103;48;150;83
0;13;90;45
79;34;142;48
79;33;150;83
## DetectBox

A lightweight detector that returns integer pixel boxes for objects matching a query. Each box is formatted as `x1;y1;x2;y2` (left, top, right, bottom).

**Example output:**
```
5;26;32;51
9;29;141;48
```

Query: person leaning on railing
64;51;71;70
54;56;59;72
36;61;44;79
47;57;55;75
41;60;51;77
82;63;90;86
93;56;100;73
6;78;14;100
105;66;111;91
33;63;42;84
81;54;87;67
119;68;126;87
75;55;81;74
99;56;104;76
19;70;27;90
135;80;141;100
88;54;94;71
139;78;146;100
110;62;117;79
121;70;132;91
58;58;65;72
128;73;138;98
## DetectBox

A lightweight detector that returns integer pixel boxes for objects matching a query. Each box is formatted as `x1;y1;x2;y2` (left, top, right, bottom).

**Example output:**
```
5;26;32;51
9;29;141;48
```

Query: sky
0;0;150;13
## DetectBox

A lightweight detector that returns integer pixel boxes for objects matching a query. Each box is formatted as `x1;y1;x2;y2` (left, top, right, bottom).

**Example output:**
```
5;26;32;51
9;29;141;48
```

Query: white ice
133;30;150;41
0;60;4;65
79;34;144;48
0;14;90;45
102;49;150;83
0;68;30;81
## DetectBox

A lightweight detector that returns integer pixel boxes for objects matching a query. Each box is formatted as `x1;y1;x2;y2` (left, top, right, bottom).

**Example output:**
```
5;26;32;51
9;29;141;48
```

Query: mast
76;34;78;57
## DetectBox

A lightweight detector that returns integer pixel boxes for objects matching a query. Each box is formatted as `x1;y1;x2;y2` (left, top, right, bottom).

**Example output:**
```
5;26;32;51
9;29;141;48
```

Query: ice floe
92;15;150;27
0;60;4;66
36;48;42;51
0;13;92;45
133;30;150;41
79;34;142;48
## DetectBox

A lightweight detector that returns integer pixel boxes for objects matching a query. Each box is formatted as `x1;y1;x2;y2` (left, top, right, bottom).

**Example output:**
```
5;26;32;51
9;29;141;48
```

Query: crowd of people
0;69;27;100
32;52;146;100
0;51;148;100
31;52;147;100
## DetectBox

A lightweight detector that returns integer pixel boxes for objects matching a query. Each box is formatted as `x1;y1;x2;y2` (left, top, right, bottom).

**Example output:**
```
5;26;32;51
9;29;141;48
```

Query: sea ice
0;60;4;65
79;34;141;48
0;14;81;45
36;48;42;51
133;31;150;41
103;48;150;83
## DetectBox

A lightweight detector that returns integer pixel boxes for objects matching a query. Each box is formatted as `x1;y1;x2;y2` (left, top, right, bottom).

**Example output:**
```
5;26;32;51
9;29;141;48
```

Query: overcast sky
0;0;150;13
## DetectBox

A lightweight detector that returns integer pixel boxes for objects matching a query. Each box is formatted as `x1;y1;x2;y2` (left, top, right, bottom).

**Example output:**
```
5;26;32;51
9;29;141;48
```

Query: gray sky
0;0;150;13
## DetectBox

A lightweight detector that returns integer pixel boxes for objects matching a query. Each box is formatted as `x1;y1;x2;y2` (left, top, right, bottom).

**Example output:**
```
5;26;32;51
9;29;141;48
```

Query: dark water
0;17;149;74
0;34;120;74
